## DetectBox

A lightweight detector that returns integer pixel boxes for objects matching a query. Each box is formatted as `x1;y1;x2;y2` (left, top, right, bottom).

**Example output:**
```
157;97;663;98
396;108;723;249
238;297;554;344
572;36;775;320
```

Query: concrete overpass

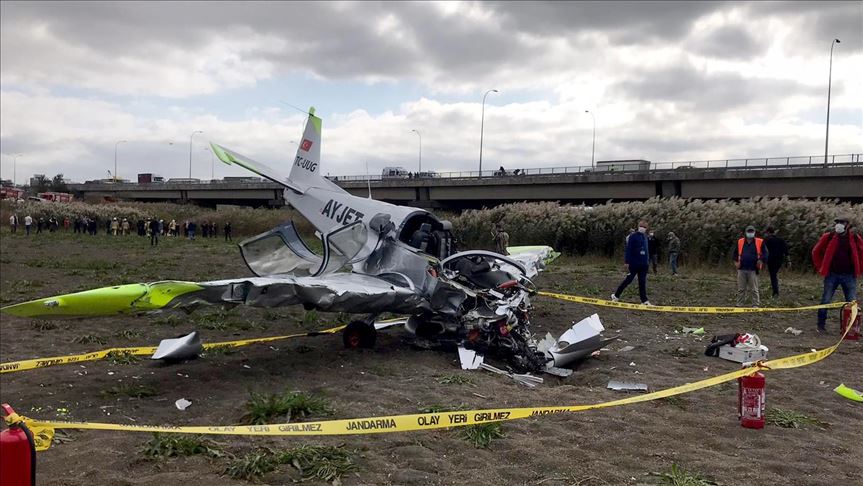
69;158;863;209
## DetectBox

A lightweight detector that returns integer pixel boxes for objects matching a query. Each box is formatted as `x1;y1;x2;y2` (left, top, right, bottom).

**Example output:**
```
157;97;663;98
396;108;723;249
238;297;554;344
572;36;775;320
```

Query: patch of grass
437;374;473;385
72;334;107;345
116;329;141;340
29;319;58;331
766;408;830;429
241;391;333;425
279;445;355;483
418;404;468;414
152;314;182;327
224;446;356;482
140;433;224;460
101;383;159;398
656;464;717;486
457;422;505;449
301;309;320;327
224;450;278;481
658;396;688;410
106;350;139;365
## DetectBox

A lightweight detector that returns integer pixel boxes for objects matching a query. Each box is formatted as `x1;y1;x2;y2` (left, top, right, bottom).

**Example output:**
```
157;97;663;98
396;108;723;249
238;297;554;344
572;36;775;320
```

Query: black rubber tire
343;320;377;349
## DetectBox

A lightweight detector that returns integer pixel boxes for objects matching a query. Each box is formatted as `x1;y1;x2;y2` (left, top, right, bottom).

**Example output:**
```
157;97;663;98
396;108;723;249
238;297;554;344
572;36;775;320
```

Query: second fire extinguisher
738;371;765;429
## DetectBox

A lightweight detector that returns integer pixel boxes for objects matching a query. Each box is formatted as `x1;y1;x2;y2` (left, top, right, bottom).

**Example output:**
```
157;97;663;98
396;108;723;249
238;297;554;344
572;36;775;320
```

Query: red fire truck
36;192;74;202
0;186;25;200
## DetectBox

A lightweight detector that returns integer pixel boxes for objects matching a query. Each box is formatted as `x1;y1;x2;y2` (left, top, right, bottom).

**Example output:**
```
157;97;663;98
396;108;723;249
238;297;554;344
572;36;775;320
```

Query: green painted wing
1;281;204;318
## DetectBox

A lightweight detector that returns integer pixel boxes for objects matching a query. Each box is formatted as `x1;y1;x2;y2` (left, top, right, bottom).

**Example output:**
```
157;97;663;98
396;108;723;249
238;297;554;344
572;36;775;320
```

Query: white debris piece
607;381;648;392
784;327;803;336
457;346;484;370
175;398;192;411
540;314;617;369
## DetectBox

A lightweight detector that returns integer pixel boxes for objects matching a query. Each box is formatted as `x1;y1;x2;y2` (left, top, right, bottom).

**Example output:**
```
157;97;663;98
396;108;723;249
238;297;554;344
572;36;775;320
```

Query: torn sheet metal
538;314;618;369
607;381;649;392
151;332;202;361
175;273;431;315
458;346;485;370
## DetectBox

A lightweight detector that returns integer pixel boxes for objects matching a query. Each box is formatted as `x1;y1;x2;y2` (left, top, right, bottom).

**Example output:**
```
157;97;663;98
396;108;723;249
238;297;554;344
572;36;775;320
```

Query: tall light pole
189;130;203;178
585;110;596;168
824;38;840;166
11;153;23;186
114;140;127;182
411;129;422;173
204;147;215;180
479;88;498;177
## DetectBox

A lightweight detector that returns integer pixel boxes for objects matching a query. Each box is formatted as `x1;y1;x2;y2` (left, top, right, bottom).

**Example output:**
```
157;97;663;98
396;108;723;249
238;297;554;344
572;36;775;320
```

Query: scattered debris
607;381;648;392
480;363;543;388
705;333;768;362
457;346;484;370
834;384;863;402
537;314;618;370
618;345;635;352
151;332;202;361
175;398;192;411
629;362;637;367
681;327;705;335
784;327;803;336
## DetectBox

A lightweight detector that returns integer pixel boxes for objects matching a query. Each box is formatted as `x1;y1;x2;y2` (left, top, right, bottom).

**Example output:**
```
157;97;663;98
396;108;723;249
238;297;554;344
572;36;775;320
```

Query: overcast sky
1;1;861;183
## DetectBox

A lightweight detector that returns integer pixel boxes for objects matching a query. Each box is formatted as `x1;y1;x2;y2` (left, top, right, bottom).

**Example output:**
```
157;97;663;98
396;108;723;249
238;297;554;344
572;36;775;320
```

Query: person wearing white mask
812;217;863;334
612;219;652;305
733;225;768;307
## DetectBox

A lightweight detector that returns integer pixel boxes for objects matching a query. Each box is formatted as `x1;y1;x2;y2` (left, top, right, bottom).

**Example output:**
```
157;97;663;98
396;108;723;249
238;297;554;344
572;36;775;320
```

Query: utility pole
824;38;840;166
479;89;498;177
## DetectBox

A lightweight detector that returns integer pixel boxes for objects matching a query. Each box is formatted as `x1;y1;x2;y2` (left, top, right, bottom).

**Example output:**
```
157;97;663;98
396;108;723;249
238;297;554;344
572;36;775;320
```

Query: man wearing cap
733;225;768;307
812;217;863;334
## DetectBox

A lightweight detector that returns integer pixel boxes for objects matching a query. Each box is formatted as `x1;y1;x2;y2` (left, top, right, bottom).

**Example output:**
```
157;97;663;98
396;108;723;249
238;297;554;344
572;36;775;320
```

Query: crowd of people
492;216;861;334
8;214;233;243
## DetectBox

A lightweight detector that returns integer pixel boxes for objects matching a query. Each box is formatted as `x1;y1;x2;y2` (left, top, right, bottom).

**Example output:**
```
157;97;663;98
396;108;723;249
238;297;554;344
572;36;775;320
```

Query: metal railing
78;153;862;187
333;153;863;182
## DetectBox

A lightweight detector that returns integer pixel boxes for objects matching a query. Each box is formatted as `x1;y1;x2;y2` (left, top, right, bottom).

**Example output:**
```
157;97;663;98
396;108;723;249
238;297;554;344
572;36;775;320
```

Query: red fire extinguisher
840;304;860;341
0;404;36;486
738;371;765;429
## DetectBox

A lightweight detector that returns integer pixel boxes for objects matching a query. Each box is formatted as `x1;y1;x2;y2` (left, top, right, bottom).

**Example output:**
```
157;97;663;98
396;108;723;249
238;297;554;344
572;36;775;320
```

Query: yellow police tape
538;291;849;313
0;325;347;374
8;302;855;451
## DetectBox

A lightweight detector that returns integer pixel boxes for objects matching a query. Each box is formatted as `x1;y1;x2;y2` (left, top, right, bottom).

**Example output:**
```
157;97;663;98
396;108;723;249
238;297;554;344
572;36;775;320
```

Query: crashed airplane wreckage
1;108;614;375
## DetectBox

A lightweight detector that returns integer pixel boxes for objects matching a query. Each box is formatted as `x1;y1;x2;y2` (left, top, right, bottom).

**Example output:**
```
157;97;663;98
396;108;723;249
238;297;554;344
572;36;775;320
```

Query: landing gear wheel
343;320;377;349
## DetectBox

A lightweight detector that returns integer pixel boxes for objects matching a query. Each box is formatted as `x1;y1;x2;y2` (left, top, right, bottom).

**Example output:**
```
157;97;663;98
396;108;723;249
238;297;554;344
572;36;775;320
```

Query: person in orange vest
812;216;863;334
733;225;768;307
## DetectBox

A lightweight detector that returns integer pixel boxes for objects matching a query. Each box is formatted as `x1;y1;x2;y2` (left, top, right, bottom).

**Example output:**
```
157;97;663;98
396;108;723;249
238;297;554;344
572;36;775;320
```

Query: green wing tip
309;106;316;116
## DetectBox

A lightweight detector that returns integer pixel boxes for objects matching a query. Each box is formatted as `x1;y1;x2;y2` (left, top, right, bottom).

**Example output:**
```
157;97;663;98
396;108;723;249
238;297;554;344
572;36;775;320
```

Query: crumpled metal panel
172;274;430;314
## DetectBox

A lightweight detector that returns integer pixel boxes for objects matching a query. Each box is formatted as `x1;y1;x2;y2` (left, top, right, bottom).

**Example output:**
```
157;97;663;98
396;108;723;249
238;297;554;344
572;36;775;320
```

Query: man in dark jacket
764;226;788;298
812;217;863;333
612;219;652;305
733;225;768;307
149;219;160;246
647;230;659;274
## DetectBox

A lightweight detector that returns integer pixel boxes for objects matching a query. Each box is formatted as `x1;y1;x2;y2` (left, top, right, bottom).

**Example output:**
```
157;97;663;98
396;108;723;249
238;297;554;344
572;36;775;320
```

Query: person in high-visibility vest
733;225;768;307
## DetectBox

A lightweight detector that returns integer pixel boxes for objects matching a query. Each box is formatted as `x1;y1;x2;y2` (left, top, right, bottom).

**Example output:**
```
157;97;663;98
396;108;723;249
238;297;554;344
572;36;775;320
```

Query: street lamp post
204;147;215;180
824;38;840;166
411;129;422;173
189;130;204;178
114;140;127;182
479;89;498;177
12;153;23;186
585;110;596;168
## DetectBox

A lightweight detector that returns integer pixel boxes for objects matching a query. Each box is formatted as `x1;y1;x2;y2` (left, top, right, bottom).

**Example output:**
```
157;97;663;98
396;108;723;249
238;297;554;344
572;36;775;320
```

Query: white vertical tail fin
289;107;324;191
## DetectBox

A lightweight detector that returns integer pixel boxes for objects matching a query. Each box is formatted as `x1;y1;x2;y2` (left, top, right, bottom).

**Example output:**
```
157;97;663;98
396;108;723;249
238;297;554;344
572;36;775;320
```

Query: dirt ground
1;231;860;485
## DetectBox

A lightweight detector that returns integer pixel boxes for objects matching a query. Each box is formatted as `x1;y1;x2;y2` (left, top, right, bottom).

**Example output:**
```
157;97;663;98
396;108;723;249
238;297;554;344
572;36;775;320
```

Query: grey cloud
690;24;761;60
749;1;862;55
488;1;725;43
612;63;824;113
